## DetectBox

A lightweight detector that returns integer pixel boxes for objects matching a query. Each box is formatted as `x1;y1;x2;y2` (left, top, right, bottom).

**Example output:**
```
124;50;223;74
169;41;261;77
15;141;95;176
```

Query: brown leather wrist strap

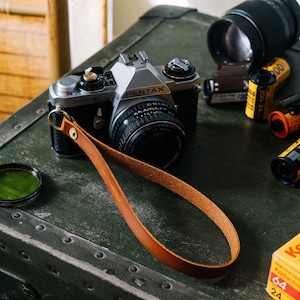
56;115;240;278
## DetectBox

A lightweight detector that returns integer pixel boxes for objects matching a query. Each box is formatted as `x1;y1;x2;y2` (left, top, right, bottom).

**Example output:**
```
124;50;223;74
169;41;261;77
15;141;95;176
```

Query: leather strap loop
58;116;240;278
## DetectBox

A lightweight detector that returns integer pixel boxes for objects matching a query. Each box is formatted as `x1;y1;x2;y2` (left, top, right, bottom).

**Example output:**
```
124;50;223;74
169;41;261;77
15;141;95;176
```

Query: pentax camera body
48;51;201;169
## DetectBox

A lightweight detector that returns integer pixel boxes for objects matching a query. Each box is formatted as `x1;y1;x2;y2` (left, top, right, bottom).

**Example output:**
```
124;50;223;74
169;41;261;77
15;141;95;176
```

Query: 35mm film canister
245;68;276;120
271;139;300;185
245;57;290;120
203;63;248;105
263;57;291;87
269;110;300;138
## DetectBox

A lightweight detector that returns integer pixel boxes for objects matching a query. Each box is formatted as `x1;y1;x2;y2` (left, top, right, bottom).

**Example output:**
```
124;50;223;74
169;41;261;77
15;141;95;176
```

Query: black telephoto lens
207;0;300;69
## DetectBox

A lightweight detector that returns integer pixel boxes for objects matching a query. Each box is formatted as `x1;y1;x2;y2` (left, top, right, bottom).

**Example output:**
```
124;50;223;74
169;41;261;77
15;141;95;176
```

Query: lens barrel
207;0;300;69
111;99;187;169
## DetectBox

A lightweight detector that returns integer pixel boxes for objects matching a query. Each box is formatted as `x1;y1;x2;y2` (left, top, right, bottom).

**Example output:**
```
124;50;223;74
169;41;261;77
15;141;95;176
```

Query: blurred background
112;0;243;41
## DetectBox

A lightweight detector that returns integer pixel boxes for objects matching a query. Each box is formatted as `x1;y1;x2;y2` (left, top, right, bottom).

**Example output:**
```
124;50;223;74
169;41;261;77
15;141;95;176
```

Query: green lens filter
0;163;42;207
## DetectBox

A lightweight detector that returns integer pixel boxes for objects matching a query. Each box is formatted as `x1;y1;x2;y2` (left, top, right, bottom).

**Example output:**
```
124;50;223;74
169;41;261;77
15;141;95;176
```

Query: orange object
269;110;300;138
267;234;300;300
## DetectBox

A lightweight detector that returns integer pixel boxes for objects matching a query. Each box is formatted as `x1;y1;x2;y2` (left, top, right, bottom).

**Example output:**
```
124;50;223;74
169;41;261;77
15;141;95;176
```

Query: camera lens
207;0;300;69
110;99;187;169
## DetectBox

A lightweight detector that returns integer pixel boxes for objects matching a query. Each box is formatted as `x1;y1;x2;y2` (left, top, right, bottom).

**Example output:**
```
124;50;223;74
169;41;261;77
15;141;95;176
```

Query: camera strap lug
49;114;241;278
48;108;74;131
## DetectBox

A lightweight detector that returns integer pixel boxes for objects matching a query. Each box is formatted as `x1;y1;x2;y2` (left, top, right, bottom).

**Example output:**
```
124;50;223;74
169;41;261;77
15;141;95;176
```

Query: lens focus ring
111;99;187;169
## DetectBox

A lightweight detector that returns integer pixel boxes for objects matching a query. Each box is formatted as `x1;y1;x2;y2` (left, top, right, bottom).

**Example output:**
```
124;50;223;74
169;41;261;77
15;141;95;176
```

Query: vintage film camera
48;51;201;169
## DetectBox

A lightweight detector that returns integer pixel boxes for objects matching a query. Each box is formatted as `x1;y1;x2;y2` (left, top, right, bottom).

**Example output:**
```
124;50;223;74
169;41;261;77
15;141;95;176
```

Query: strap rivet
69;128;78;140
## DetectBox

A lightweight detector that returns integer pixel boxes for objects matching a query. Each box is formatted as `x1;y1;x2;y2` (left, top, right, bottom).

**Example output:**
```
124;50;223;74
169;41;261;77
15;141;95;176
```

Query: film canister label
245;57;290;121
245;75;276;120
